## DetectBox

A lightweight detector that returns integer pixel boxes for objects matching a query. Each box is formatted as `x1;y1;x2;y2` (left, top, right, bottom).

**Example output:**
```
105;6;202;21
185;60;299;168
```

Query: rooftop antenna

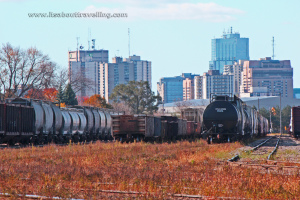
76;37;79;51
88;28;91;50
128;28;130;57
272;36;275;60
76;37;80;62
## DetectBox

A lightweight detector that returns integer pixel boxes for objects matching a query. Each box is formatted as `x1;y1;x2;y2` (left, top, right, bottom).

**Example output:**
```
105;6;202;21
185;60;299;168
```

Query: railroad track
228;135;282;162
226;134;300;175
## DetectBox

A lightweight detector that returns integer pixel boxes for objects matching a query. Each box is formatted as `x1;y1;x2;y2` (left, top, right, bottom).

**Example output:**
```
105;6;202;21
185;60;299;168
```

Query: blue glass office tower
209;29;249;73
157;73;199;103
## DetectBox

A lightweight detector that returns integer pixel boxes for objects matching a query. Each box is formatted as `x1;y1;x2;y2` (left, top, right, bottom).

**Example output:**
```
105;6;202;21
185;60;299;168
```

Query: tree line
0;43;161;113
257;105;291;133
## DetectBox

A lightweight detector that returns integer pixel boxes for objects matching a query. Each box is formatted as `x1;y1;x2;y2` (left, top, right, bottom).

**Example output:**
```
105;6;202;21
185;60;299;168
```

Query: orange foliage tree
24;89;44;99
84;94;113;109
43;88;58;101
24;88;57;101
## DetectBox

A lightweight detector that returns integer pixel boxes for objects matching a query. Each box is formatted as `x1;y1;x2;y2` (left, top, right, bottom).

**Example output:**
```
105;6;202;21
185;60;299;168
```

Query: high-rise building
100;57;135;101
99;55;151;101
68;49;109;102
183;78;195;101
202;70;234;99
124;55;152;88
240;57;293;98
194;76;203;99
223;60;244;96
157;73;199;103
209;28;249;73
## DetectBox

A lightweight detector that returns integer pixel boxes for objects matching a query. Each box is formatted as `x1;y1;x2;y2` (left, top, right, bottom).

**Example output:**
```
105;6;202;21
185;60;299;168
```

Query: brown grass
0;140;299;199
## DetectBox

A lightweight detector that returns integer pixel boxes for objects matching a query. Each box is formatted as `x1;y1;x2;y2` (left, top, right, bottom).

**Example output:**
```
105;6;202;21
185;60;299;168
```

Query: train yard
0;95;300;199
0;135;299;199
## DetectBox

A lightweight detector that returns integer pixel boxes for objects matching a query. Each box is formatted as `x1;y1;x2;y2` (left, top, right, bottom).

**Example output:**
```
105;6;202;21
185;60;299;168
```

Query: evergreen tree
63;83;78;106
56;84;64;103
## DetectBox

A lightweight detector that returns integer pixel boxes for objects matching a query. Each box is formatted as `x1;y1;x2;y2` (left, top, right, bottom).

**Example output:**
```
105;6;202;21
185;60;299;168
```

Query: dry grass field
0;140;299;199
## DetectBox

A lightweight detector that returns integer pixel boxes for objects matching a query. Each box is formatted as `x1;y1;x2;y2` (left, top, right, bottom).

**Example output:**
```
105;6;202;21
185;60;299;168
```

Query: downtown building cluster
68;48;151;103
157;29;294;103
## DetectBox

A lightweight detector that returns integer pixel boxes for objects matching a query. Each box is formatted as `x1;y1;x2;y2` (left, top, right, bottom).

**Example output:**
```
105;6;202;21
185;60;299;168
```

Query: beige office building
240;57;293;98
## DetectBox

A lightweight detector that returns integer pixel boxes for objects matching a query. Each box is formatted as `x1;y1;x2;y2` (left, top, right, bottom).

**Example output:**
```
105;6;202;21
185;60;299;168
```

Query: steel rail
267;134;282;160
228;136;275;162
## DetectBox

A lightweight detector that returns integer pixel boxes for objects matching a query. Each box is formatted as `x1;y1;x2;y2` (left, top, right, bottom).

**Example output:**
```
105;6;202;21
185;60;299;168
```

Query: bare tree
53;67;69;89
0;43;56;99
69;69;94;95
111;101;133;115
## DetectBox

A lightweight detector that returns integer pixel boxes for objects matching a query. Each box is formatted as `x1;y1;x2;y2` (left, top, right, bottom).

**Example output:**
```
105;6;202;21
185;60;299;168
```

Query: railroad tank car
202;94;269;143
203;95;244;143
104;111;112;140
60;108;72;142
92;108;101;140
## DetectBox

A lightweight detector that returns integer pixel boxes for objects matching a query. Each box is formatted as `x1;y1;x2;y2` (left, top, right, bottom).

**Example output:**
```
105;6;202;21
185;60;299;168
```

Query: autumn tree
24;88;44;99
43;88;58;102
84;94;112;109
63;83;78;106
0;43;56;99
110;81;161;114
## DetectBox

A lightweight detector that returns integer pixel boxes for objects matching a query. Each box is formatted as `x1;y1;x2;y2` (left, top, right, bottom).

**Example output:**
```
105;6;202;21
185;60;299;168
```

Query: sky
0;0;299;92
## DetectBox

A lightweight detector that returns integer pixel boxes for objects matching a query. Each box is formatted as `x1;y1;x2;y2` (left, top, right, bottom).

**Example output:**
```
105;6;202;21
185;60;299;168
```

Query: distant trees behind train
110;81;161;115
257;105;291;132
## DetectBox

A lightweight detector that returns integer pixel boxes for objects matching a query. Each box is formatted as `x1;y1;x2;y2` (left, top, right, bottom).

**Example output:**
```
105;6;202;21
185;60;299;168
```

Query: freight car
0;98;121;145
289;106;300;139
111;115;193;142
202;95;269;143
180;108;203;138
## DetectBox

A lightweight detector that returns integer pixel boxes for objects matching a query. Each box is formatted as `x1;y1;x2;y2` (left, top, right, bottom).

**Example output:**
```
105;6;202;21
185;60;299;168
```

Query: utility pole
280;93;282;134
272;36;275;60
128;28;130;57
270;107;272;133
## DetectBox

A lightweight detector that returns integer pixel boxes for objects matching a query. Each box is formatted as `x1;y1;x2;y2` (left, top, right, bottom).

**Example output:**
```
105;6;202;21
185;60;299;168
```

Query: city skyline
1;0;299;91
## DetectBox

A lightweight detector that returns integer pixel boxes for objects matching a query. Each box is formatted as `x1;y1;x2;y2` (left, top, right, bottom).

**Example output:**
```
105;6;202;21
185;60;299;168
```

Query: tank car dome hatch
203;101;239;131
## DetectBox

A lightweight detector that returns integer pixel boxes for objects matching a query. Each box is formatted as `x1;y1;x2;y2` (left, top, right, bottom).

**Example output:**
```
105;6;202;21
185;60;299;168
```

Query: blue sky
0;0;299;91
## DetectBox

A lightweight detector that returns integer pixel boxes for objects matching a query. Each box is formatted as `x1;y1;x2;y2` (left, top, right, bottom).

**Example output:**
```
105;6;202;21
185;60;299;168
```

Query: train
0;98;120;145
289;106;300;139
111;114;202;142
202;95;269;143
0;95;270;145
